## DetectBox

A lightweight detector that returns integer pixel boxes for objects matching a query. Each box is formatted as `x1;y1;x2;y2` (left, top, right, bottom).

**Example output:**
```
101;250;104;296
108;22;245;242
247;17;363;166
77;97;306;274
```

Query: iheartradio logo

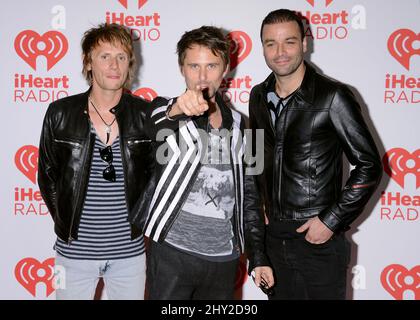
306;0;334;7
381;264;420;300
387;29;420;71
227;31;252;71
133;87;158;101
118;0;148;9
15;145;39;185
14;30;68;71
383;148;420;189
15;257;55;297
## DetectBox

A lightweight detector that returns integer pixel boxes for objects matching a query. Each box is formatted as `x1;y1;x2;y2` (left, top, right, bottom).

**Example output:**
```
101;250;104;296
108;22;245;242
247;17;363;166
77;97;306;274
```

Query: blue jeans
266;233;351;300
146;241;238;300
54;253;146;300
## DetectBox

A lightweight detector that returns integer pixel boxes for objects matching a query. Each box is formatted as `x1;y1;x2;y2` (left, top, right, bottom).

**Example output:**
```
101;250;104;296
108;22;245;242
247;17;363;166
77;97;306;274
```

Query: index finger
194;84;205;95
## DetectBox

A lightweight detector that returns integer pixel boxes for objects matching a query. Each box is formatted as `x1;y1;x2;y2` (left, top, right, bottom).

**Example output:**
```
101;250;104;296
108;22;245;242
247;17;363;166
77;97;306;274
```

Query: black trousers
266;233;351;300
146;241;238;300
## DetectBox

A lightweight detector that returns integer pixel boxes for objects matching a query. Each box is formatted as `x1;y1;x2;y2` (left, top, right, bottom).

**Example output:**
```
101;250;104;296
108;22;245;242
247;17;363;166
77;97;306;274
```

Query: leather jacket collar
79;87;130;117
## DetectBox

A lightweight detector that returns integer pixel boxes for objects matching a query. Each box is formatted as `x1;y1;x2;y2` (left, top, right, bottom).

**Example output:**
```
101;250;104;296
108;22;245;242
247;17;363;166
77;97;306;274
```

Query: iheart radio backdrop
0;0;419;300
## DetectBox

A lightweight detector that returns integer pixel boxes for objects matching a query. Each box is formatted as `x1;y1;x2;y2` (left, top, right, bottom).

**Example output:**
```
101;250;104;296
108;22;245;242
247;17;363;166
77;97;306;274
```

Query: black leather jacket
249;63;382;232
38;90;154;243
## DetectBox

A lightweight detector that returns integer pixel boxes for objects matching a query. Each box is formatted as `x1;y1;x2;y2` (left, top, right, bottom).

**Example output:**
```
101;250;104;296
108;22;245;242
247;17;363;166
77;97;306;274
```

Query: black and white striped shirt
55;131;145;260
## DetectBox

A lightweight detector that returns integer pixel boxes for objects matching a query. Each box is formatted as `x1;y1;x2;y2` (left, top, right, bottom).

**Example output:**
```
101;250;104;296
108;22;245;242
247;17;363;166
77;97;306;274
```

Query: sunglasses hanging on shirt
99;146;116;182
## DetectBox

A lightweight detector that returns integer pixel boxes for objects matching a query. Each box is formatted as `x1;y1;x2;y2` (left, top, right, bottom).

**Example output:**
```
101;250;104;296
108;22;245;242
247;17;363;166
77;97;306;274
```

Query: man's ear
303;37;308;54
84;54;92;71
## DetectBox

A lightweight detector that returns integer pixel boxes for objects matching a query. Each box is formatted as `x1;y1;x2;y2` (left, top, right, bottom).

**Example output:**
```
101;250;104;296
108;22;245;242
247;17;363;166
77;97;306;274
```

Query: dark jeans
146;241;238;300
266;233;351;300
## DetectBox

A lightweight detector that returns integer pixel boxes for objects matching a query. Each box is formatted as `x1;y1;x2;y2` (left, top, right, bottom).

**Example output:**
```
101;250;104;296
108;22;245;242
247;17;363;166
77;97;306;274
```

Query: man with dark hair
38;23;153;299
249;9;382;299
132;25;273;300
259;8;305;41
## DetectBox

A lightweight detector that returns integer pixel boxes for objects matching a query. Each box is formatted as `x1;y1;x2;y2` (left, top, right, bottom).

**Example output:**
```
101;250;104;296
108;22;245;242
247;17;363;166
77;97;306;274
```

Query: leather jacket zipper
53;139;81;148
127;139;152;145
275;106;288;216
349;181;377;189
120;130;132;238
67;121;94;245
127;138;154;231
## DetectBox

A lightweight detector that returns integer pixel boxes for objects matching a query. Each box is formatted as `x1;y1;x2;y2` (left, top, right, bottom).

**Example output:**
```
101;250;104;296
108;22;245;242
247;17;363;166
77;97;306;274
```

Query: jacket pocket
126;138;154;173
52;138;84;164
127;138;152;153
53;138;82;148
127;139;152;146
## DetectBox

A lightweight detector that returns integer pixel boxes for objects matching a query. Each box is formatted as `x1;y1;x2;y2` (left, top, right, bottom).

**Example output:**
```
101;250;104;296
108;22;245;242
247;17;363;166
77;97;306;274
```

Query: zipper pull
67;236;74;246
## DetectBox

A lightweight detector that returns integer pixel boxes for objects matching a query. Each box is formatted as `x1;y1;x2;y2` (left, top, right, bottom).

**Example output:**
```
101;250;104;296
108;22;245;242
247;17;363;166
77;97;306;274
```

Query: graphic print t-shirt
165;129;239;261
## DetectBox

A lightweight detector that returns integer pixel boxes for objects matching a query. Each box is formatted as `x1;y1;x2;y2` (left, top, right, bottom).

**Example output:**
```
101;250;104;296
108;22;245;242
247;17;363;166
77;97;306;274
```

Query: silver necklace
89;98;116;144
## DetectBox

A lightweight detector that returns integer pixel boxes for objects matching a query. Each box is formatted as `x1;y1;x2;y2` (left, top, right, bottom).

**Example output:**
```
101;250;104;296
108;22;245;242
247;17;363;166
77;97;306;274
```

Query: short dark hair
81;23;136;87
176;26;230;69
260;9;305;42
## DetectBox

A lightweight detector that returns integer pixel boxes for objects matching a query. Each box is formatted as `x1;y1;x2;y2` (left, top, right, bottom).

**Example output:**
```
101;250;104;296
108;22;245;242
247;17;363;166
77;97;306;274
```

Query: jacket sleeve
131;96;189;231
242;117;270;273
248;87;267;205
146;96;190;138
318;85;383;232
38;104;58;221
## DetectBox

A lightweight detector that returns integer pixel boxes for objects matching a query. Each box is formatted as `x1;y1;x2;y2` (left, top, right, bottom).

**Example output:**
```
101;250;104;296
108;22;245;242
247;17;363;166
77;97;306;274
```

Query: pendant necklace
89;98;116;144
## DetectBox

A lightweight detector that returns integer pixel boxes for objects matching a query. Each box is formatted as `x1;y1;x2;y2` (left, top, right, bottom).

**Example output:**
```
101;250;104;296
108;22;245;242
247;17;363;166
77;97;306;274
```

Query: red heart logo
306;0;334;7
382;148;420;189
227;31;252;71
387;29;420;71
15;145;39;185
118;0;148;9
381;264;420;300
15;258;55;297
133;87;158;101
14;30;68;71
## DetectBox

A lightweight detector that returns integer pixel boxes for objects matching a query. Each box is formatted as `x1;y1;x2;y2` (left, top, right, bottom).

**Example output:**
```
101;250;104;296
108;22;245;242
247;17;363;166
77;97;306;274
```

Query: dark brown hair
176;25;230;69
260;9;305;42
